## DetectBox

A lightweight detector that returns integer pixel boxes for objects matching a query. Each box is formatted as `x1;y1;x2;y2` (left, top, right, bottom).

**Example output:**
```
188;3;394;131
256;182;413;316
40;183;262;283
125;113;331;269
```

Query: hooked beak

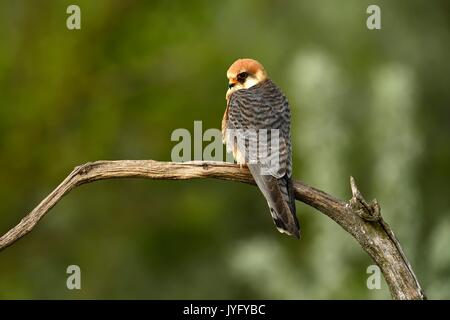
228;79;237;89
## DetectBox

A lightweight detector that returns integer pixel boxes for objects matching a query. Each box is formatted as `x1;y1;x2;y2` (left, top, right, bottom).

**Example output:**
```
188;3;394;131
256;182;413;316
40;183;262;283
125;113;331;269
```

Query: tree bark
0;160;426;299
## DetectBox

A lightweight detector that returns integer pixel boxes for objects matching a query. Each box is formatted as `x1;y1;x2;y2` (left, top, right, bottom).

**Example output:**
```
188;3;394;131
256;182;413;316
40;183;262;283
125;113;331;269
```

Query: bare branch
0;160;425;300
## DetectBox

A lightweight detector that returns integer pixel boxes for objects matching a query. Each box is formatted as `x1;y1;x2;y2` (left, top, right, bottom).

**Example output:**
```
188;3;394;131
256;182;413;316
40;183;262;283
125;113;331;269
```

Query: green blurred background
1;0;449;299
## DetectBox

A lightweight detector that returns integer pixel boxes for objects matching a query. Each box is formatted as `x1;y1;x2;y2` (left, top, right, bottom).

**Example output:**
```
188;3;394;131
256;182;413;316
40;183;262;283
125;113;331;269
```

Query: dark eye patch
237;72;248;83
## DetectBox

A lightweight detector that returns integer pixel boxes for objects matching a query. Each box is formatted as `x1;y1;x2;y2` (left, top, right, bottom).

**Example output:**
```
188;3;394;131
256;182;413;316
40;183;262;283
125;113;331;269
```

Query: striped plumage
223;59;300;238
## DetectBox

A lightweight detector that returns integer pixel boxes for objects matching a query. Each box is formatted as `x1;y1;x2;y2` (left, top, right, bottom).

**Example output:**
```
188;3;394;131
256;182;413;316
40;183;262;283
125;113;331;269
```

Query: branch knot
349;176;381;222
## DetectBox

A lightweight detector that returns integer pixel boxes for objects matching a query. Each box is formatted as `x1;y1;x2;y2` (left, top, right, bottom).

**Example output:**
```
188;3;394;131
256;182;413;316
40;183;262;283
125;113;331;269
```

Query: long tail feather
247;164;300;238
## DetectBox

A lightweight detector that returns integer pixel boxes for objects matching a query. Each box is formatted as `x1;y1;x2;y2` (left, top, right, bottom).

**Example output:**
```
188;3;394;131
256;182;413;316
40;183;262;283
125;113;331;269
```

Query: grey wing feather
226;80;300;238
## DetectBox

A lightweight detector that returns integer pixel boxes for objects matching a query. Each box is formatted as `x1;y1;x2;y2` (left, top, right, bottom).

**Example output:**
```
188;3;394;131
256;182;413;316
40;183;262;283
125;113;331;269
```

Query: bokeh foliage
0;0;449;299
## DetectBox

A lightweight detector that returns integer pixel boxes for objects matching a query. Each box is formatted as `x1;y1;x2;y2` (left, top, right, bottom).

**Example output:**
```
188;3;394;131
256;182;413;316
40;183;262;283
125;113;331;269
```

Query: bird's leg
239;163;248;170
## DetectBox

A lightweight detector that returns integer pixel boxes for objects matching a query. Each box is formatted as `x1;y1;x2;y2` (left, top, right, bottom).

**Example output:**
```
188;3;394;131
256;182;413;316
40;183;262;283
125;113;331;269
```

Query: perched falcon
222;58;300;238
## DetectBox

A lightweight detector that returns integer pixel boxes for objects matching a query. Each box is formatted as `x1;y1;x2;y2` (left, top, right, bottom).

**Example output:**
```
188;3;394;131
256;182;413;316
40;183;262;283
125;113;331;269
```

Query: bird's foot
238;163;248;170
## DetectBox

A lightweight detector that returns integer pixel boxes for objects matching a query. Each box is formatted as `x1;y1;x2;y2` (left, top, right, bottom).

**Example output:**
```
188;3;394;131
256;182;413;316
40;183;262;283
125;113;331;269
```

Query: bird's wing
225;80;299;238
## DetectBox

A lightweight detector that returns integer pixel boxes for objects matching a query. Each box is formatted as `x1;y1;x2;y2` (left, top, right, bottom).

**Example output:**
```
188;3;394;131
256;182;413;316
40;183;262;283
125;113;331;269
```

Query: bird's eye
237;72;248;83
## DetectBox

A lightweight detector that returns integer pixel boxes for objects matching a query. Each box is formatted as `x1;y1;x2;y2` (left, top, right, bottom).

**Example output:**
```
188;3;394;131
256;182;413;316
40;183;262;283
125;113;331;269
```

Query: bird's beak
228;79;237;89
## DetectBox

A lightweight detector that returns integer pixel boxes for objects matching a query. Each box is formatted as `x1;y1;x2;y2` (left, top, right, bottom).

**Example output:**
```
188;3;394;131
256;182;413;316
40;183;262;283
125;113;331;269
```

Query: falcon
222;58;300;238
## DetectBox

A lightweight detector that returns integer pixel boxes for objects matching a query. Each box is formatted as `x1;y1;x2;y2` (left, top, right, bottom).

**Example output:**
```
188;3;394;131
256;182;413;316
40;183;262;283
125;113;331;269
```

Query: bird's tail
248;164;300;239
271;175;300;238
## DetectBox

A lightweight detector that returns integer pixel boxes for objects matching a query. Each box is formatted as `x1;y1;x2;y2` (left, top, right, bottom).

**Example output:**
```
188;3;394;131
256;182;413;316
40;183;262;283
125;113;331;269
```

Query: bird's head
226;58;268;99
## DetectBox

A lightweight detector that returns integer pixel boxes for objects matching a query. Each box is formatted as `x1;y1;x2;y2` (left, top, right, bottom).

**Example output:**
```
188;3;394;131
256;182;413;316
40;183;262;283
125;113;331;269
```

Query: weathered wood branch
0;160;425;299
